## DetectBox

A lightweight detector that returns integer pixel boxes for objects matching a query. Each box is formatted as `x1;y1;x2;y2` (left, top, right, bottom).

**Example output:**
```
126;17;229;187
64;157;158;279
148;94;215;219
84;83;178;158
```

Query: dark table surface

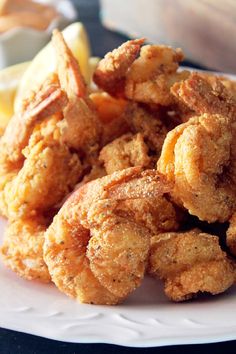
1;1;236;353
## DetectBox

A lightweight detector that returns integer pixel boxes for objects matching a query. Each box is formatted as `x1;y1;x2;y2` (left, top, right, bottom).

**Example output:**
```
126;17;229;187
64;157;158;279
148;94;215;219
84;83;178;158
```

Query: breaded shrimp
1;31;101;218
0;73;67;166
0;116;81;279
124;102;168;156
171;72;236;119
99;133;151;174
159;113;235;222
44;167;171;304
52;30;101;159
115;196;182;235
0;76;69;217
1;216;50;282
125;45;189;106
227;213;236;257
196;72;236;100
93;39;145;97
90;92;129;146
148;229;235;301
94;40;189;105
100;133;181;233
5;115;82;219
158;73;236;222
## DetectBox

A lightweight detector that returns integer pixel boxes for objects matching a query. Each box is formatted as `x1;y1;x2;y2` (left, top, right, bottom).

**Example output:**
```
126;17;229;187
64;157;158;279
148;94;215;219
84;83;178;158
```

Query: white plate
1;69;236;347
0;217;236;347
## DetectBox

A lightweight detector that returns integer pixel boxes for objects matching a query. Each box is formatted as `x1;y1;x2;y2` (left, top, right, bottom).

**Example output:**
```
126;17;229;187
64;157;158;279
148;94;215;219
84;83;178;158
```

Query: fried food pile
0;31;236;305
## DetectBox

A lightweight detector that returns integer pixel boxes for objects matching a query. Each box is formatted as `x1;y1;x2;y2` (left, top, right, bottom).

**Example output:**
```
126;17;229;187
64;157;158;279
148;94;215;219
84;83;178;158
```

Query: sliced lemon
0;61;30;130
15;22;91;112
88;56;100;87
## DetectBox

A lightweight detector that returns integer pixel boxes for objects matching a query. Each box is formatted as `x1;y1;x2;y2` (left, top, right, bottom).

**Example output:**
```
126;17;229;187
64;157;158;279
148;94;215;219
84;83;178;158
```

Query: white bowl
0;0;77;69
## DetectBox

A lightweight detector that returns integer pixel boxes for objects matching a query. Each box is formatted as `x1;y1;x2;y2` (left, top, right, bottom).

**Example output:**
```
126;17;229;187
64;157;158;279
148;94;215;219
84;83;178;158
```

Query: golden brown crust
93;39;144;97
99;133;151;174
4;116;82;219
44;167;171;304
1;217;50;282
124;103;168;155
227;213;236;256
148;230;235;301
52;30;101;158
158;73;236;222
171;72;236;118
94;41;189;105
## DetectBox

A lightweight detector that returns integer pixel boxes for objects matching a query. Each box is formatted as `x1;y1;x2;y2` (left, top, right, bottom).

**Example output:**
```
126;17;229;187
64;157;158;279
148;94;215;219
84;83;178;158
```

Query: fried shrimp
99;132;181;232
148;229;235;301
124;102;167;156
124;45;189;106
0;73;67;166
0;76;69;217
1;30;102;218
44;167;171;304
0;74;74;280
227;213;236;257
171;72;236;118
94;40;189;105
196;72;236;100
3;33;236;306
158;73;236;222
0;115;81;279
1;216;50;282
52;30;101;159
99;133;151;174
93;39;145;97
90;92;129;146
99;133;181;233
5;115;82;219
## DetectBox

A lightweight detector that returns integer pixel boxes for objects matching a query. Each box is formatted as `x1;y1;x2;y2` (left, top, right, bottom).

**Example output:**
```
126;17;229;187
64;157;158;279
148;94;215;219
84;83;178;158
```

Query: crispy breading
227;213;236;256
148;230;235;301
171;72;236;119
93;39;144;97
100;134;181;233
0;73;67;166
196;72;236;100
90;92;129;146
44;167;171;304
1;217;50;282
124;102;168;155
94;41;189;105
99;133;151;174
4;115;82;219
158;73;236;222
52;30;101;160
125;45;189;105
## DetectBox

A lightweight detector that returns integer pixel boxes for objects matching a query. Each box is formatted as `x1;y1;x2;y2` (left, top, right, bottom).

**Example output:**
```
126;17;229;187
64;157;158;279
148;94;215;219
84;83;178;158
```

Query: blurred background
99;0;236;73
1;0;235;130
0;0;235;72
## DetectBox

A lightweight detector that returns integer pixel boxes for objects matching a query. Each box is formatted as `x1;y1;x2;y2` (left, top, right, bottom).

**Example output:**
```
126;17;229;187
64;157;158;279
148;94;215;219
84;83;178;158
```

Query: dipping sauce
0;0;59;32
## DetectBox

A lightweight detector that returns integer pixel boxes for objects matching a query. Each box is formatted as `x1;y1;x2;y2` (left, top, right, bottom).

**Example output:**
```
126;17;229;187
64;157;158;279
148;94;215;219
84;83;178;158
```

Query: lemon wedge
0;61;30;130
15;22;91;112
88;57;100;86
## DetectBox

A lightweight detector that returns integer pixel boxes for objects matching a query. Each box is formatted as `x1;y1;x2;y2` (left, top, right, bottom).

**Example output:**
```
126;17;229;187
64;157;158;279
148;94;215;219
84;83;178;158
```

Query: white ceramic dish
0;0;77;69
0;214;236;347
1;68;236;347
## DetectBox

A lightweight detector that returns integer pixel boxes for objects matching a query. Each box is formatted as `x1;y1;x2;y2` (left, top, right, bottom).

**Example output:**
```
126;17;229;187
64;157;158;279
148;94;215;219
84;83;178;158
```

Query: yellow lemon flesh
15;22;91;112
0;61;30;130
